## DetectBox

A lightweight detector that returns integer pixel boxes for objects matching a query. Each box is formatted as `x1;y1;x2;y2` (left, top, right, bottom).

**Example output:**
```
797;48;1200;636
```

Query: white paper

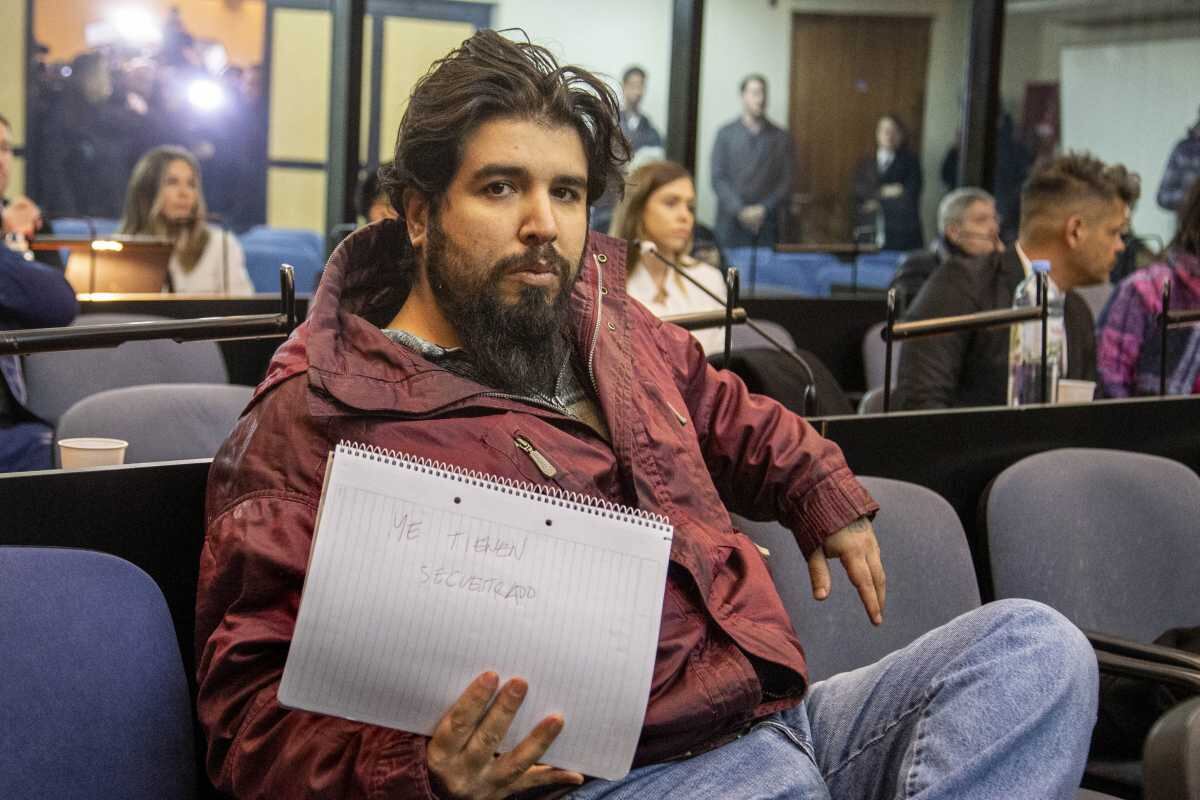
279;444;673;780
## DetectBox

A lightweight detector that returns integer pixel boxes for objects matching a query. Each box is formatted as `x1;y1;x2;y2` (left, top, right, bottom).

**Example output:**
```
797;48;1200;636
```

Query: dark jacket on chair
893;248;1097;410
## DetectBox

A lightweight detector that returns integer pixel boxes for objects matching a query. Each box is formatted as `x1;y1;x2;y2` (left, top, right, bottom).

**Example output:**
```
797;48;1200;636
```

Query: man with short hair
890;187;1002;308
710;74;793;248
895;152;1138;410
618;66;662;156
587;67;662;234
197;31;1098;799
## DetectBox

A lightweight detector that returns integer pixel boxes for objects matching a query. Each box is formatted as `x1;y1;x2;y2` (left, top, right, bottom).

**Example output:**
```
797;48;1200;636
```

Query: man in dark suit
618;66;662;155
710;74;793;248
895;152;1139;410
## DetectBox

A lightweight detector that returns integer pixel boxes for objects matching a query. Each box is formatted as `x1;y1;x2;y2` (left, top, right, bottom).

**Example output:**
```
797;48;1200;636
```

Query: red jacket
195;221;878;798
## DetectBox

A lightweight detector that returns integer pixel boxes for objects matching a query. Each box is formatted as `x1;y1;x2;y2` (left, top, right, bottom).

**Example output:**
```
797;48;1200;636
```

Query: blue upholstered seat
0;547;196;799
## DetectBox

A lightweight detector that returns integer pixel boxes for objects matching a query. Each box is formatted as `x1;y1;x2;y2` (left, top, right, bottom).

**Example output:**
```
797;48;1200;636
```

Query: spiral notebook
279;441;674;780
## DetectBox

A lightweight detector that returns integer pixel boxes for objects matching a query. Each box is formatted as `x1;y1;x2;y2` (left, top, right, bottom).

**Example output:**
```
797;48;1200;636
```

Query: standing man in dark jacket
895;152;1139;410
197;31;1098;799
710;75;793;248
617;66;662;156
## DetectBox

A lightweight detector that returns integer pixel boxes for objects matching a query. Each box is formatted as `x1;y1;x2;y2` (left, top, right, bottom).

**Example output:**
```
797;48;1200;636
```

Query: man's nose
519;193;558;246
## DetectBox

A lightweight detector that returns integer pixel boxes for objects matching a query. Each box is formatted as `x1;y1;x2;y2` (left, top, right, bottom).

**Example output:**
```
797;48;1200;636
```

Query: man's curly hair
380;29;630;223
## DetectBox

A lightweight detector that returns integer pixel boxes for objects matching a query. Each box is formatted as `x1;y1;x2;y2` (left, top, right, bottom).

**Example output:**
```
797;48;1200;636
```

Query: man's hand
737;204;766;234
806;516;886;626
426;672;585;799
1;196;43;238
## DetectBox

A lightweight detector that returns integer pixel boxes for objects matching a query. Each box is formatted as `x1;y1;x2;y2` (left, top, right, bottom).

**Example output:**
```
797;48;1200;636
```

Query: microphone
638;240;819;416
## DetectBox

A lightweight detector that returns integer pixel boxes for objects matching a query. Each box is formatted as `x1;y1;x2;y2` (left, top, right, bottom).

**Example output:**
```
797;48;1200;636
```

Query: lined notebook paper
279;442;673;780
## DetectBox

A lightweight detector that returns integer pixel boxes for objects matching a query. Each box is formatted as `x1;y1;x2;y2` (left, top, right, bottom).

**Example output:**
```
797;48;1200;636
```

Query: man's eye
485;182;514;197
553;187;582;202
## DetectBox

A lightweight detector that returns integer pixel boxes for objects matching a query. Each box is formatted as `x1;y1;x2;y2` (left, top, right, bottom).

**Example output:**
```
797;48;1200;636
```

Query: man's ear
403;190;430;249
1064;213;1085;249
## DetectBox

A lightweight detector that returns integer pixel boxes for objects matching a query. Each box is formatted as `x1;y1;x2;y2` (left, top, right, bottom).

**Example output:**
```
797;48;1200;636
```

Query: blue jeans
568;600;1098;800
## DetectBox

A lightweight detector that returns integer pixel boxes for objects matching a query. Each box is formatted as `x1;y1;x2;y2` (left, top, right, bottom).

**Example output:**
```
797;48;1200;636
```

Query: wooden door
788;13;931;242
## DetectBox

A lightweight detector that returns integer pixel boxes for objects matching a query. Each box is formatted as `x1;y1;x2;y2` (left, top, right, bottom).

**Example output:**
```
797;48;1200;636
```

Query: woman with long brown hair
119;146;254;294
611;160;726;354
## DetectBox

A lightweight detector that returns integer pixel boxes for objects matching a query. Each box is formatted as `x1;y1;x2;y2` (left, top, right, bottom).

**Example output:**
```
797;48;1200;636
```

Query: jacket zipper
586;253;604;395
665;400;688;427
479;391;570;418
513;434;558;479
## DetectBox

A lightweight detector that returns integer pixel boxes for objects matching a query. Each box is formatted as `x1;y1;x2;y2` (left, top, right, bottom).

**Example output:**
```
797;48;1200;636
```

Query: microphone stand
85;216;97;295
748;223;761;296
641;244;819;416
222;225;230;295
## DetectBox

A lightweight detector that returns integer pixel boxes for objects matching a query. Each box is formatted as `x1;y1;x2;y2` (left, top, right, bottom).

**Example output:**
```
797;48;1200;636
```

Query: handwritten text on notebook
279;443;673;779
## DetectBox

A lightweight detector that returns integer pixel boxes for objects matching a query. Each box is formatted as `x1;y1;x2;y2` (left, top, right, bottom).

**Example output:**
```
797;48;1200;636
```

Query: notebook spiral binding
339;441;672;531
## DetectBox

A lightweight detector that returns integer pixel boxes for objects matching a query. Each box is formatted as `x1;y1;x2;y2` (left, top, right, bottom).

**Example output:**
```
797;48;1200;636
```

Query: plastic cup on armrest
1055;379;1096;404
58;437;128;468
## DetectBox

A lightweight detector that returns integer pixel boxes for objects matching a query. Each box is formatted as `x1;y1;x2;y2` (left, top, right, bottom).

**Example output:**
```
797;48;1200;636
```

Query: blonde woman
611;160;726;355
119;146;254;294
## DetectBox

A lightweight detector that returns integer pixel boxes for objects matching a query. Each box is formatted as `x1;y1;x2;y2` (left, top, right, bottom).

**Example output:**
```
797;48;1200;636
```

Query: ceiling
1007;0;1200;26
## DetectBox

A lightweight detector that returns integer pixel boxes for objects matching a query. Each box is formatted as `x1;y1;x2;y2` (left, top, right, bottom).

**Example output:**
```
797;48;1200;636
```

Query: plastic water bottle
1007;259;1065;405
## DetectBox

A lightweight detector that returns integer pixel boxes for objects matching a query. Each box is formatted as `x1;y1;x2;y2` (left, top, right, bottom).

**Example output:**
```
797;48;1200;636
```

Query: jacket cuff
782;468;880;557
373;732;440;800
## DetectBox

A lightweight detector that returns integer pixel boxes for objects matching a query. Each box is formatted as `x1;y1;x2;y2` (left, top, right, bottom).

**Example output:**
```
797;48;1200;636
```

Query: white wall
494;0;675;147
695;0;969;241
1001;15;1200;244
1061;38;1200;246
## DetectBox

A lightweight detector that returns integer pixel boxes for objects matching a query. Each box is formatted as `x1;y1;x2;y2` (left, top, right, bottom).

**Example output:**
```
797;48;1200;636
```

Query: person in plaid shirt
1098;179;1200;397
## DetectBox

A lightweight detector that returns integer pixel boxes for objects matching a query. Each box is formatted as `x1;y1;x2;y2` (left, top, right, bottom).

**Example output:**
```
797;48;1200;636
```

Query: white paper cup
1056;379;1096;404
58;437;129;469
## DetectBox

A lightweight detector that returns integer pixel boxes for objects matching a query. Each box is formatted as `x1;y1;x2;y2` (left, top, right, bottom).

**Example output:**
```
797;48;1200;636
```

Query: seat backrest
986;448;1200;642
1143;696;1200;800
858;385;886;414
730;319;797;352
240;226;325;293
48;217;120;237
714;347;853;416
814;262;898;297
0;547;196;799
22;313;229;425
56;383;253;464
861;321;903;390
734;476;980;680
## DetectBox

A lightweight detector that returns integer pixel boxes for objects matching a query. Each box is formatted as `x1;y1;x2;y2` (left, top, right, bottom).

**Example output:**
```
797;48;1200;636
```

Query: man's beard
423;216;579;396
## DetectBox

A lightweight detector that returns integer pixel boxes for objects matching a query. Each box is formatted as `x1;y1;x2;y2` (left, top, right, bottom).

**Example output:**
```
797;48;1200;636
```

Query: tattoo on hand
845;517;871;533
